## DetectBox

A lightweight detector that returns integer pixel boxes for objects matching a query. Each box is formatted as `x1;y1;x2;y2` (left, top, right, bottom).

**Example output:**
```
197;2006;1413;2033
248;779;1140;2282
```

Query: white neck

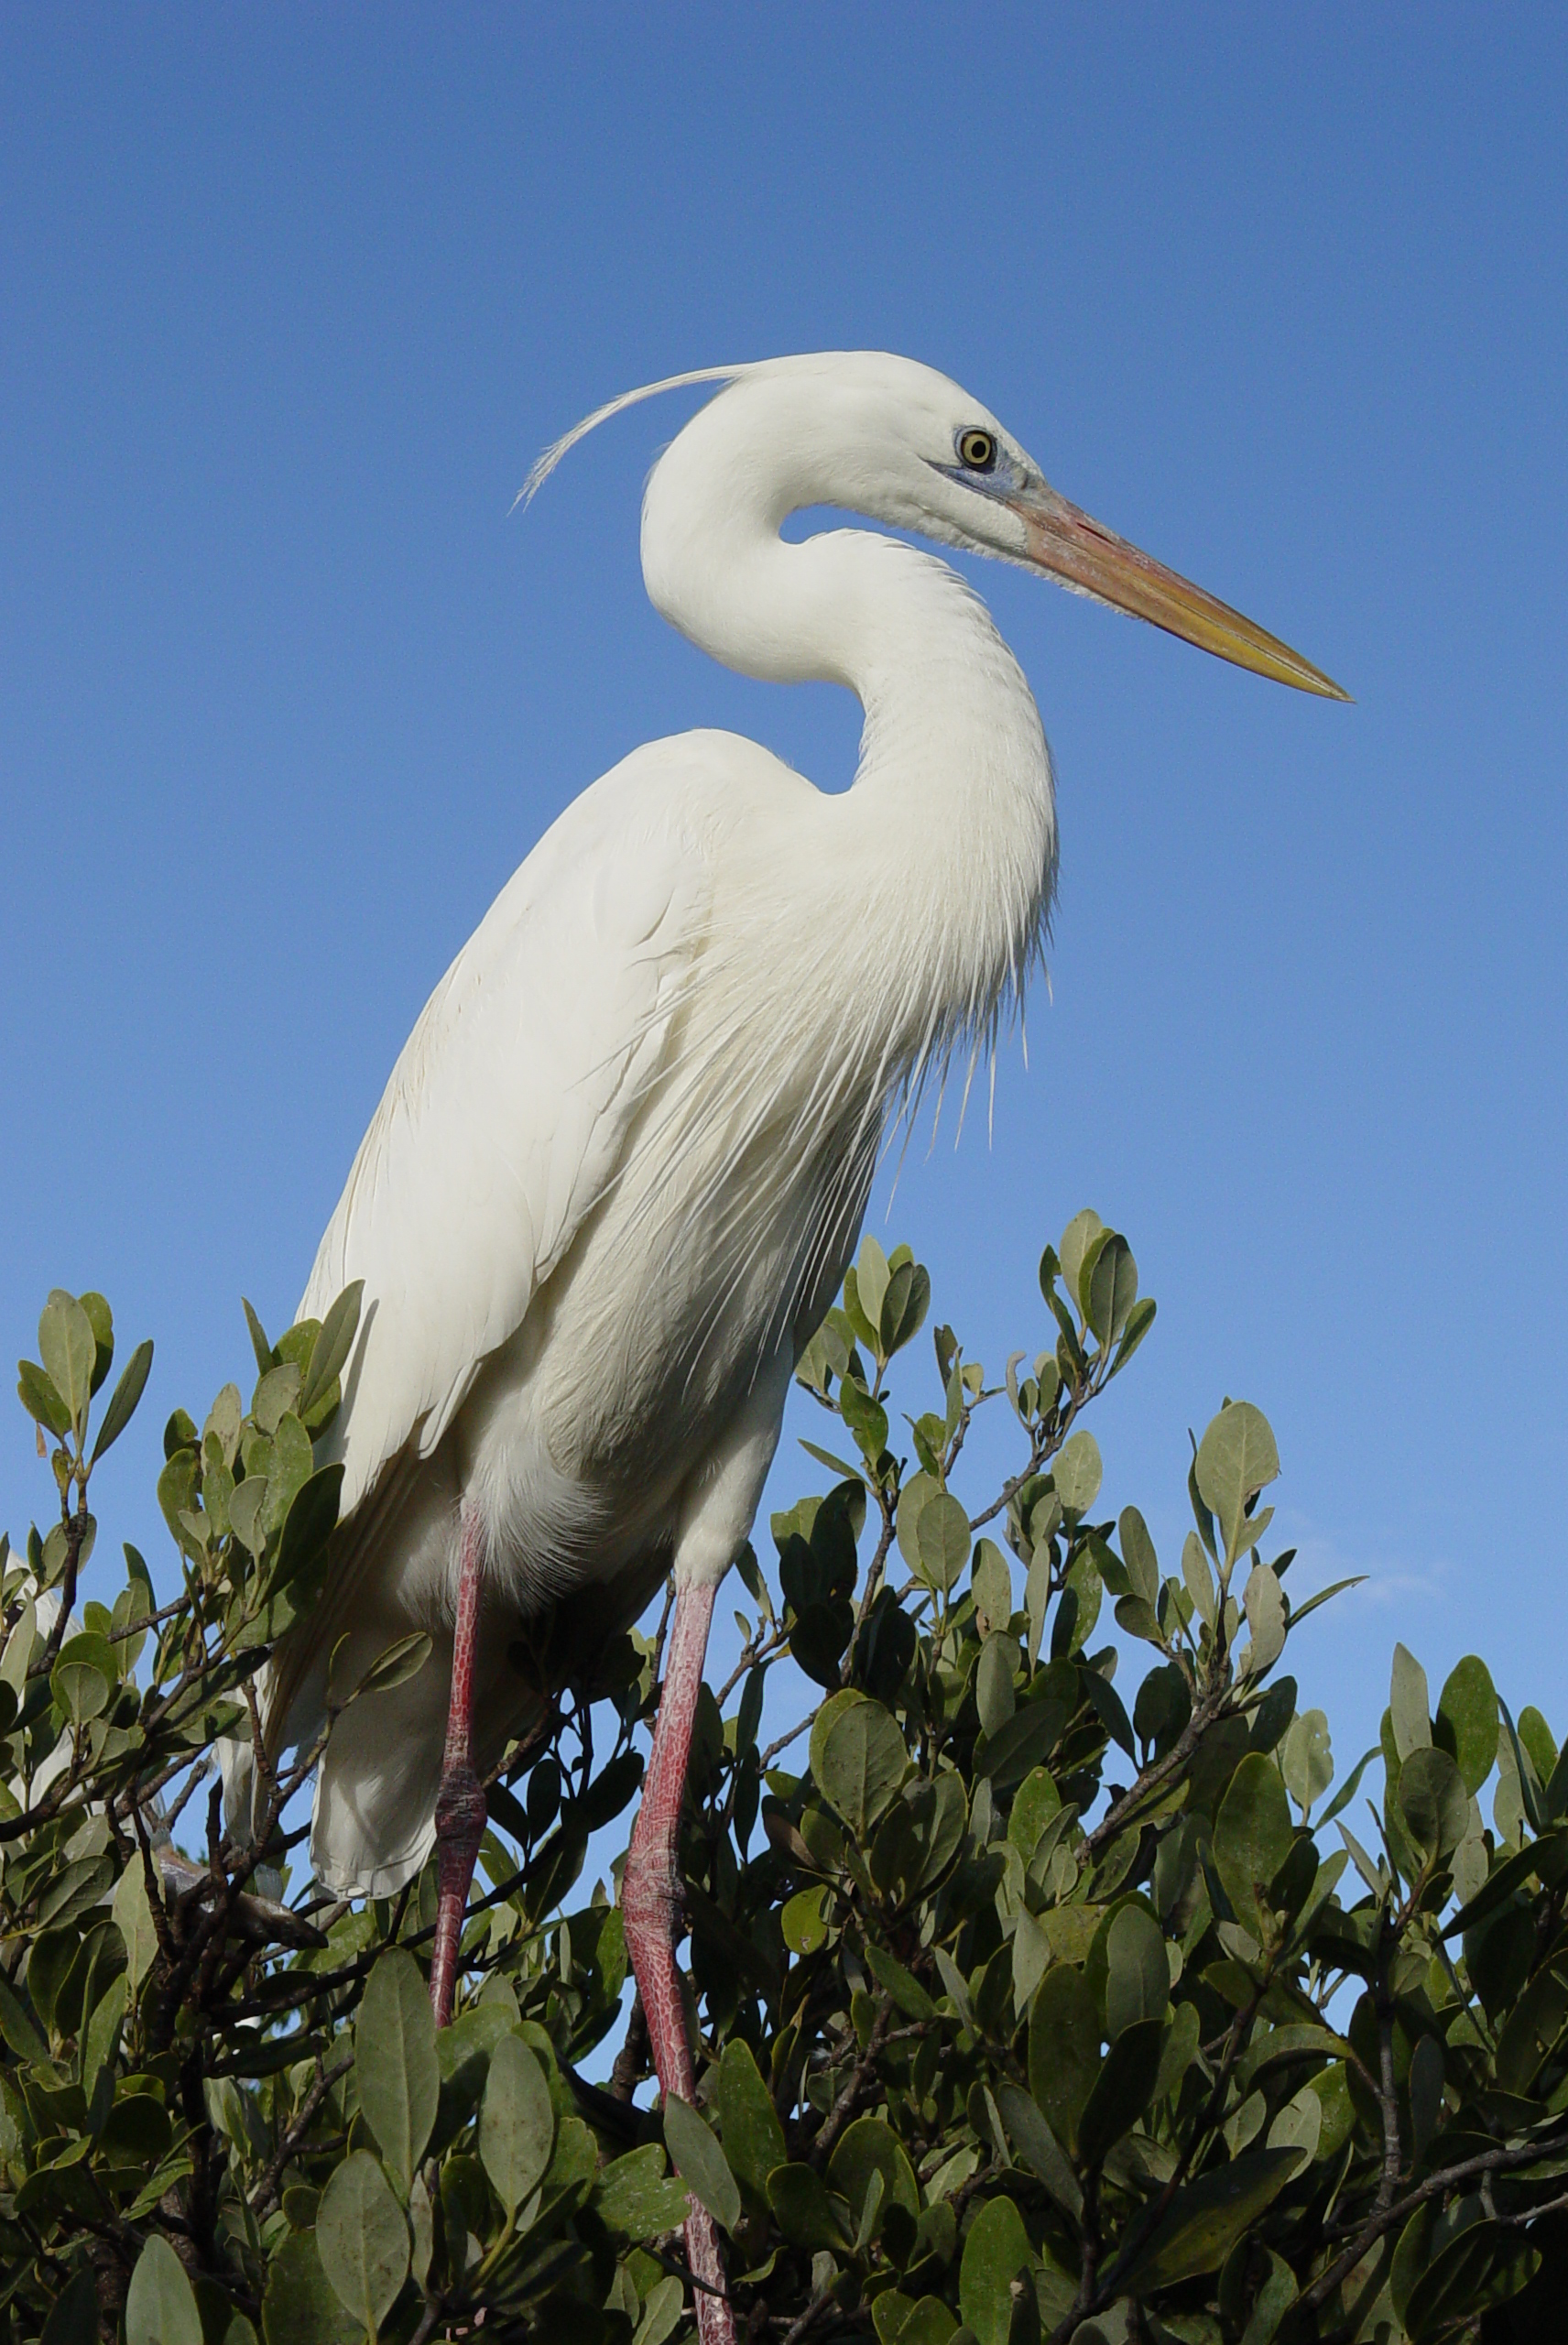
641;443;1058;1062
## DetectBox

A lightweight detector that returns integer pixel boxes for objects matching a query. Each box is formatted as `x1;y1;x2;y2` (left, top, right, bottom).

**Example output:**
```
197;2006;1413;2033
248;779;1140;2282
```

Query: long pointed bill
1014;486;1350;699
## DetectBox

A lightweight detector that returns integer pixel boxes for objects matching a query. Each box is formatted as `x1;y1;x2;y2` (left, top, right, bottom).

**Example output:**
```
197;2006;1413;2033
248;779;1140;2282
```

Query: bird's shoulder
299;729;799;1513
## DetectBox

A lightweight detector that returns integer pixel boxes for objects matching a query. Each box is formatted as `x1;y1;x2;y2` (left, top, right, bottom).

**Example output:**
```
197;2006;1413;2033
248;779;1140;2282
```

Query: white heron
241;352;1344;2340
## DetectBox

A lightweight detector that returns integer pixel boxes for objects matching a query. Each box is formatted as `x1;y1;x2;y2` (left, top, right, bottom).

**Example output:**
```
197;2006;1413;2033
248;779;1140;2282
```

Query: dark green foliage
4;1229;1568;2342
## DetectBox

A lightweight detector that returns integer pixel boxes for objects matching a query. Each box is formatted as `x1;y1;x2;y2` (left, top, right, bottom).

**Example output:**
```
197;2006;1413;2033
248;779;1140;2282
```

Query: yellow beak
1013;485;1351;700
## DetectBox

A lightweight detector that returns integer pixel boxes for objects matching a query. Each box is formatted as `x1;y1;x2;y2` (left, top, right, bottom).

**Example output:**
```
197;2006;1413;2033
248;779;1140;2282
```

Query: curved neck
641;460;1055;834
639;440;1059;1108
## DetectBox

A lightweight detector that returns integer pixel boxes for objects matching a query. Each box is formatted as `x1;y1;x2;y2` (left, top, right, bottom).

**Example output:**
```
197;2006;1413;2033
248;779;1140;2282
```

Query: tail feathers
307;1651;451;1896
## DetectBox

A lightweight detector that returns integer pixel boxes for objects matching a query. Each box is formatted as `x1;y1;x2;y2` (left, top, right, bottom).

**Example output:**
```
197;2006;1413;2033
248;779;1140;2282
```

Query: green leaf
479;2032;555;2217
1119;1507;1159;1605
38;2269;98;2345
1028;1965;1101;2154
808;1693;861;1789
1193;1402;1279;1565
351;1631;434;1706
819;1696;908;1835
839;1377;889;1464
715;2039;788;2200
1134;1661;1190;1755
0;1961;48;2059
768;2162;851;2252
51;1631;116;1724
864;1942;937;2021
1109;1296;1157;1378
242;1298;274;1378
91;1337;154;1465
101;2094;172;2166
1051;1550;1102;1660
573;1747;645;1831
355;1947;439;2194
1268;2081;1323;2165
976;1633;1018;1738
664;2092;741;2233
916;1492;970;1592
1447;1827;1565;1938
782;1884;831;1953
1007;1765;1062;1864
800;1438;866;1484
971;1538;1014;1634
995;2080;1082;2220
228;1477;267;1558
267;1463;344;1598
1058;1210;1104;1315
1404;2220;1540;2342
592;2143;691;2238
125;2235;202;2345
827;2115;920;2238
1116;2147;1305;2290
250;1362;300;1435
1283;1573;1367;1630
1497;1698;1546;1835
877;2298;960;2345
1280;1709;1334;1816
300;1282;364;1420
1236;2249;1297;2345
1085;1234;1138;1344
1078;2015;1168;2168
1079;1667;1137;1762
80;1290;113;1381
1240;1564;1286;1677
17;1359;72;1439
1436;1656;1498;1794
1399;1744;1469;1860
314;2151;409;2335
1390;1643;1432;1760
82;1970;127;2106
1213;1752;1295;1942
264;1411;314;1535
39;1290;98;1433
856;1236;891;1341
959;2194;1034;2345
1519;1704;1558;1787
882;1260;931;1357
895;1471;938;1571
1053;1429;1102;1516
633;2276;687;2345
1317;1746;1380;1827
1105;1903;1170;2038
1154;2000;1202;2102
1181;1532;1217;1631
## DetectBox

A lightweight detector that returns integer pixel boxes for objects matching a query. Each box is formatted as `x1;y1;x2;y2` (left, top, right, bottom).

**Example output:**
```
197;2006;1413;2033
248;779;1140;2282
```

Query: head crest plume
517;362;758;509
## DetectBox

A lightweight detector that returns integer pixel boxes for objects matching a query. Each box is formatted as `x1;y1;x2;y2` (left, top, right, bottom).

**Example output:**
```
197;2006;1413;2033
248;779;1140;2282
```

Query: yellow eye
958;429;996;473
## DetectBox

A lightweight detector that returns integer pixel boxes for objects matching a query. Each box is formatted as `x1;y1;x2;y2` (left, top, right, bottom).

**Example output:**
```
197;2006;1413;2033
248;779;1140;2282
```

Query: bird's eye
958;429;997;473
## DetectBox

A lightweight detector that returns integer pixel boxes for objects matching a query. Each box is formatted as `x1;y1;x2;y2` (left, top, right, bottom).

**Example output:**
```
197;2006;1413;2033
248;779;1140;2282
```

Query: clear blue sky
3;10;1564;1800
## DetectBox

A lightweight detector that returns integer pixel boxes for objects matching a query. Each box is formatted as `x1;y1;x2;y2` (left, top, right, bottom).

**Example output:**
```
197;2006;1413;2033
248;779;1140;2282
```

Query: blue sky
3;9;1565;1819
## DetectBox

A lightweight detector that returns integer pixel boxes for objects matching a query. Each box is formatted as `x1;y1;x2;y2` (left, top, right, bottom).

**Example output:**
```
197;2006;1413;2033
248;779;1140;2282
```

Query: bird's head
525;350;1348;699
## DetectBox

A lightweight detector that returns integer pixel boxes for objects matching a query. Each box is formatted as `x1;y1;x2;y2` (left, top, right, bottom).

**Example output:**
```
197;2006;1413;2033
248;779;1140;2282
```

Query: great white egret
241;352;1344;2341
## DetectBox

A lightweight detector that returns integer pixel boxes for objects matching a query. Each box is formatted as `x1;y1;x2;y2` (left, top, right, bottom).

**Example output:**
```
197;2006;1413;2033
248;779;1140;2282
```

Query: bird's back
265;729;875;1892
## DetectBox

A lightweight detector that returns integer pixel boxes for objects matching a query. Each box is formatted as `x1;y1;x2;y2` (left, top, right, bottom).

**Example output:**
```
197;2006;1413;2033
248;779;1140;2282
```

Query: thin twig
1298;2124;1568;2314
758;1713;814;1772
248;2052;354;2220
810;2001;894;2165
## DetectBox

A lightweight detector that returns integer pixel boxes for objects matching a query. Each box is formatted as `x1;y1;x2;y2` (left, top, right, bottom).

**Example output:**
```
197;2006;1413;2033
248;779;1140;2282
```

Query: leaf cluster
3;1230;1567;2345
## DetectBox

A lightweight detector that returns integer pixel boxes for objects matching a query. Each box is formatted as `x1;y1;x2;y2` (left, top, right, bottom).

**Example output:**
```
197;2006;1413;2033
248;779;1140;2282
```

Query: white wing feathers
299;744;714;1523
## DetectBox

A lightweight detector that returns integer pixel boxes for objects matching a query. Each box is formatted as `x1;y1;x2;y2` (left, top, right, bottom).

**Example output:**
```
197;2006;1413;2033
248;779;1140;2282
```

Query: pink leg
623;1576;735;2345
429;1504;488;2029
